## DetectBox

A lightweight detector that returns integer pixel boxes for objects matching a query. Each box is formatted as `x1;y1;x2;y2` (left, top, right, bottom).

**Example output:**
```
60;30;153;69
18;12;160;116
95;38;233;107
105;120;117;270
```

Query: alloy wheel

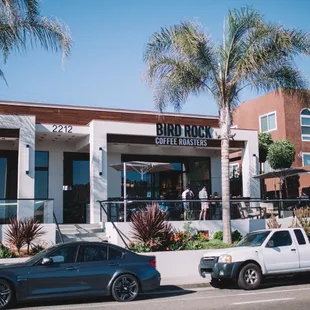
244;268;258;285
0;281;11;308
113;275;139;302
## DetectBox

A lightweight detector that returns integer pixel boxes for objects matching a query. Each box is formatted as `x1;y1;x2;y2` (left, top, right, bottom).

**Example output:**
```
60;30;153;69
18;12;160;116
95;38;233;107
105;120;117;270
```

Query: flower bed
128;205;242;252
0;218;48;259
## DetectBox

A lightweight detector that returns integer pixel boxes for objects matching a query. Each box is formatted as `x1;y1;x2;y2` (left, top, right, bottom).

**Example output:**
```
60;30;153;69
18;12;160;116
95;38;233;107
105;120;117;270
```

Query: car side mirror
42;257;53;266
267;240;275;248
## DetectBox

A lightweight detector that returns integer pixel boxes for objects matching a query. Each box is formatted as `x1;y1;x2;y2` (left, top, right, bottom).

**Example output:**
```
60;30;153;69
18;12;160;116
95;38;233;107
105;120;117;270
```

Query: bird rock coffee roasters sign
155;123;214;147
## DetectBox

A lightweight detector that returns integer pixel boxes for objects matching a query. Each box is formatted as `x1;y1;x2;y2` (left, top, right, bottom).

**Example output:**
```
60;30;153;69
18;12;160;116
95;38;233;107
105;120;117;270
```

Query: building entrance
63;152;90;223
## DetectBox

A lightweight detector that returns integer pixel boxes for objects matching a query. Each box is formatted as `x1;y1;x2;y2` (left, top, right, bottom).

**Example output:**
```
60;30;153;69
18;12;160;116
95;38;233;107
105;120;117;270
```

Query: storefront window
185;158;211;195
120;155;210;199
35;151;49;199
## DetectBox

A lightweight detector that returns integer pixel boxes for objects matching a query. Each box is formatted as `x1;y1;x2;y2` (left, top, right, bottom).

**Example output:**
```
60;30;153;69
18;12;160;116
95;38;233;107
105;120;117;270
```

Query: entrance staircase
56;224;108;243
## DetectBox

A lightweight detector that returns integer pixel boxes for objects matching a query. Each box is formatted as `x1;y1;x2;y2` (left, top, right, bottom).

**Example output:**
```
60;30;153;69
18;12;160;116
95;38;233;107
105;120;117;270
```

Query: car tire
237;263;262;290
111;274;140;302
0;279;14;310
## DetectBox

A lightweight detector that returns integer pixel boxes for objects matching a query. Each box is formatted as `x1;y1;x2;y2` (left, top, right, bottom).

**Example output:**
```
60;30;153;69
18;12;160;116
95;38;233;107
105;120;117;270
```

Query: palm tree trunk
220;105;232;244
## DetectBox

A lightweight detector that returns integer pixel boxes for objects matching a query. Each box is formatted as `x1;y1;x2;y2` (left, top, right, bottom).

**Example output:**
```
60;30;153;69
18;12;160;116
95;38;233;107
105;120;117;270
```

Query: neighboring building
0;100;259;224
233;90;310;197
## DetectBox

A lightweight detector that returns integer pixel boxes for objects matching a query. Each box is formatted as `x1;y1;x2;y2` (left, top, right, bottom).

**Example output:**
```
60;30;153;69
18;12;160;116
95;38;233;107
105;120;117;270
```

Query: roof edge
0;99;219;120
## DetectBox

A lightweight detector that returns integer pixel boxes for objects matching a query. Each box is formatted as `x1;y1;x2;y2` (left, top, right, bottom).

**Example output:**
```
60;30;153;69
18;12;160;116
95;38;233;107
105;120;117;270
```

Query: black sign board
155;123;213;147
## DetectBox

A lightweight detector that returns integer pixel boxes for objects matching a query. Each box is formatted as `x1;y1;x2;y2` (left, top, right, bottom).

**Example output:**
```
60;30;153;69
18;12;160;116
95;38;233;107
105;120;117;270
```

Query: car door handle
108;263;119;266
66;266;78;271
291;249;296;251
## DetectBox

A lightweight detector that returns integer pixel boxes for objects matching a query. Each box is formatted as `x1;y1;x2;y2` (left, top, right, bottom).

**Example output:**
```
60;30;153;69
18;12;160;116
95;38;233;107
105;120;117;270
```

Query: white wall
89;121;107;223
105;219;266;248
0;114;36;220
232;128;260;198
0;223;56;245
107;152;121;198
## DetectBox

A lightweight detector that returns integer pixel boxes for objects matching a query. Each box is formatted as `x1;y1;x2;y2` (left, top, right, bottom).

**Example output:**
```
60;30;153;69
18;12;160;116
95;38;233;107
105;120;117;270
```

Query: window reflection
120;158;210;199
0;158;7;199
35;151;49;199
73;161;90;185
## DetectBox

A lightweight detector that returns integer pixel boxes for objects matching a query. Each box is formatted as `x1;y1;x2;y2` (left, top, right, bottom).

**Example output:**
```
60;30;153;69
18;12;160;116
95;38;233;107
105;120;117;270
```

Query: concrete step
56;224;107;244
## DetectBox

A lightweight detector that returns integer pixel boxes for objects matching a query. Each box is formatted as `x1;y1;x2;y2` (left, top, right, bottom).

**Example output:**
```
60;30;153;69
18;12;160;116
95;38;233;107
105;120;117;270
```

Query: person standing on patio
199;186;209;220
182;185;194;220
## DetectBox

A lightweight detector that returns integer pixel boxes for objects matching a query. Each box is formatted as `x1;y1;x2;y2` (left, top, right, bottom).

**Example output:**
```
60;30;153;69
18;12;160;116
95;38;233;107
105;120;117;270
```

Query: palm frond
0;0;72;81
144;21;219;111
18;16;72;59
1;0;39;18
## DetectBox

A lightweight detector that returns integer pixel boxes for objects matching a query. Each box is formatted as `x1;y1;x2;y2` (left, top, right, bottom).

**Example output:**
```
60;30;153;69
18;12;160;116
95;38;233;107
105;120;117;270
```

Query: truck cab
199;228;310;290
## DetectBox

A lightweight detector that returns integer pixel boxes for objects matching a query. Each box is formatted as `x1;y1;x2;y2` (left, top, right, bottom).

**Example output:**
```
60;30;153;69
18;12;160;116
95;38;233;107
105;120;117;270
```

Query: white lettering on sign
155;137;208;147
52;125;73;133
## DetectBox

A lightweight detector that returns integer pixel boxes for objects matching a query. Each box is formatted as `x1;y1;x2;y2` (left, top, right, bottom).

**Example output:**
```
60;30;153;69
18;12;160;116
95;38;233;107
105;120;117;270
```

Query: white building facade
0;101;260;225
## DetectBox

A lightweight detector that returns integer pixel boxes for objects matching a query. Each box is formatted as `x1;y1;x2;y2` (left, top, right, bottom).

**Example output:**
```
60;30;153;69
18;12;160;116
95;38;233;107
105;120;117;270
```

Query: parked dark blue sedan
0;241;161;309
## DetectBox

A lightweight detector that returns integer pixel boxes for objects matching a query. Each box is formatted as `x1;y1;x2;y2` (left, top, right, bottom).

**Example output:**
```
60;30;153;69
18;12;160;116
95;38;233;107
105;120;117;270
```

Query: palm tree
0;0;72;79
144;6;310;243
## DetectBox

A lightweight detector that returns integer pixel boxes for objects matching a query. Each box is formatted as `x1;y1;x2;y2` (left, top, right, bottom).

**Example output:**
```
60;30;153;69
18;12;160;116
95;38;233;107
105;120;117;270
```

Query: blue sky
1;0;310;116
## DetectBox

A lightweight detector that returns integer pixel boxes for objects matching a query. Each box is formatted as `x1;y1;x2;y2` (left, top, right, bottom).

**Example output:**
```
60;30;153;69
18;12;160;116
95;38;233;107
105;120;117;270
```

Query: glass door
63;153;90;224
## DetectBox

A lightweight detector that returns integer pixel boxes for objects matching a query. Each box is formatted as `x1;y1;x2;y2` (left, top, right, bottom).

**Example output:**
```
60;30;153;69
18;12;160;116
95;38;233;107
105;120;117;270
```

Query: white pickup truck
199;228;310;290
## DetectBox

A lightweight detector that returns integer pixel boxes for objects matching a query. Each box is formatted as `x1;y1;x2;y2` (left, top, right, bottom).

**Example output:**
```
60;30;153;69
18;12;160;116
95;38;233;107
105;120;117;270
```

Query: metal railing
53;212;64;243
0;199;54;223
98;198;310;222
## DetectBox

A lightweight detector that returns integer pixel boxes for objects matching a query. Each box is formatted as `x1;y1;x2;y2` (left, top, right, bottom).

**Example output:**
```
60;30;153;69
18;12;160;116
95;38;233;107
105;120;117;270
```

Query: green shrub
213;231;223;240
213;230;242;242
0;244;15;258
232;230;243;242
267;140;295;169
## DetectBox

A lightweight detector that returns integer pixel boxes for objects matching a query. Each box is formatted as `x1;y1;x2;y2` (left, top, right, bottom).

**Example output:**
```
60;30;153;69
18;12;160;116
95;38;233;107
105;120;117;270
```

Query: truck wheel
237;263;262;290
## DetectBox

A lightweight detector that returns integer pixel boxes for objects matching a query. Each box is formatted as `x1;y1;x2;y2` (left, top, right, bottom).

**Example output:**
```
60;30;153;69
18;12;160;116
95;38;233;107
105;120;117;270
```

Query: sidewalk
160;274;211;288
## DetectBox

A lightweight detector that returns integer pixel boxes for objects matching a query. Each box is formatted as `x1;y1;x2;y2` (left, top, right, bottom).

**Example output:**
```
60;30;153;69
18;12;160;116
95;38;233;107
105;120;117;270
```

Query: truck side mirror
267;240;275;248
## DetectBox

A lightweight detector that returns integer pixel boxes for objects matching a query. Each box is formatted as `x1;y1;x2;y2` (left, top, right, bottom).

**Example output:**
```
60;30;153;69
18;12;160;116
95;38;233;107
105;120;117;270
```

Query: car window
269;231;292;247
77;245;108;262
109;247;123;260
47;246;78;264
294;229;306;245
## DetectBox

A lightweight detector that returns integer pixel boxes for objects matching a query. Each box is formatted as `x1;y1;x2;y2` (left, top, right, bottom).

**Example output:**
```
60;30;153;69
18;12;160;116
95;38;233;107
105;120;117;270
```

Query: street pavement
12;278;310;310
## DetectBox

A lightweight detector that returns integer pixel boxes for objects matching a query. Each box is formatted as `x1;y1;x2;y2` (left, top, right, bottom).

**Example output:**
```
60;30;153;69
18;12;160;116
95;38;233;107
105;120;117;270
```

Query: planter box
142;249;207;279
0;258;28;264
105;219;267;248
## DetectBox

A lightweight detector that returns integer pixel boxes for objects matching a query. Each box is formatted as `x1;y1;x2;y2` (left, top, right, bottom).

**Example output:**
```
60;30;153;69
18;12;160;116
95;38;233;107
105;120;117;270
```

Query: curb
158;282;211;291
176;282;211;289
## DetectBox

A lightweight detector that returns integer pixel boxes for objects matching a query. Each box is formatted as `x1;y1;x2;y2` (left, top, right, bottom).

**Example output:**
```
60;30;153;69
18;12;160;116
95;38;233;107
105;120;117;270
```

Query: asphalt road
12;278;310;310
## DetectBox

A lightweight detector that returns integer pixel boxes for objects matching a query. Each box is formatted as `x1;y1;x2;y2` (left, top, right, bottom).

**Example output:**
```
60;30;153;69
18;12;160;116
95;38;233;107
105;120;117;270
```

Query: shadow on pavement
261;274;310;290
14;286;196;309
209;273;310;291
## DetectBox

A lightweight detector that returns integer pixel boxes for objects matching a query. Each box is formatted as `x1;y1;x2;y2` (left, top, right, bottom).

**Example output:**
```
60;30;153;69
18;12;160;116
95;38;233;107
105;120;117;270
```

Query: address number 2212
52;125;73;133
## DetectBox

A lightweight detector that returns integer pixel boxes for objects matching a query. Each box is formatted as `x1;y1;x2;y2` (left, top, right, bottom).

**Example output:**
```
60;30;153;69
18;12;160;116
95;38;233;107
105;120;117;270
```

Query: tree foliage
267;140;295;169
144;6;310;243
258;132;273;163
0;0;72;80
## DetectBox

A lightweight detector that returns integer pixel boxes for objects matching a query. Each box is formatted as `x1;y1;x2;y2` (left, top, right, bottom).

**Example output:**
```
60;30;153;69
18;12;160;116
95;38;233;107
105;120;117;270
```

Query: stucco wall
105;219;267;248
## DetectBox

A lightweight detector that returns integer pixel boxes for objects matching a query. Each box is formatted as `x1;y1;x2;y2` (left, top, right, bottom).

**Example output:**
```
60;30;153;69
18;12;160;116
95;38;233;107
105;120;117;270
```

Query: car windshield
237;231;271;247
